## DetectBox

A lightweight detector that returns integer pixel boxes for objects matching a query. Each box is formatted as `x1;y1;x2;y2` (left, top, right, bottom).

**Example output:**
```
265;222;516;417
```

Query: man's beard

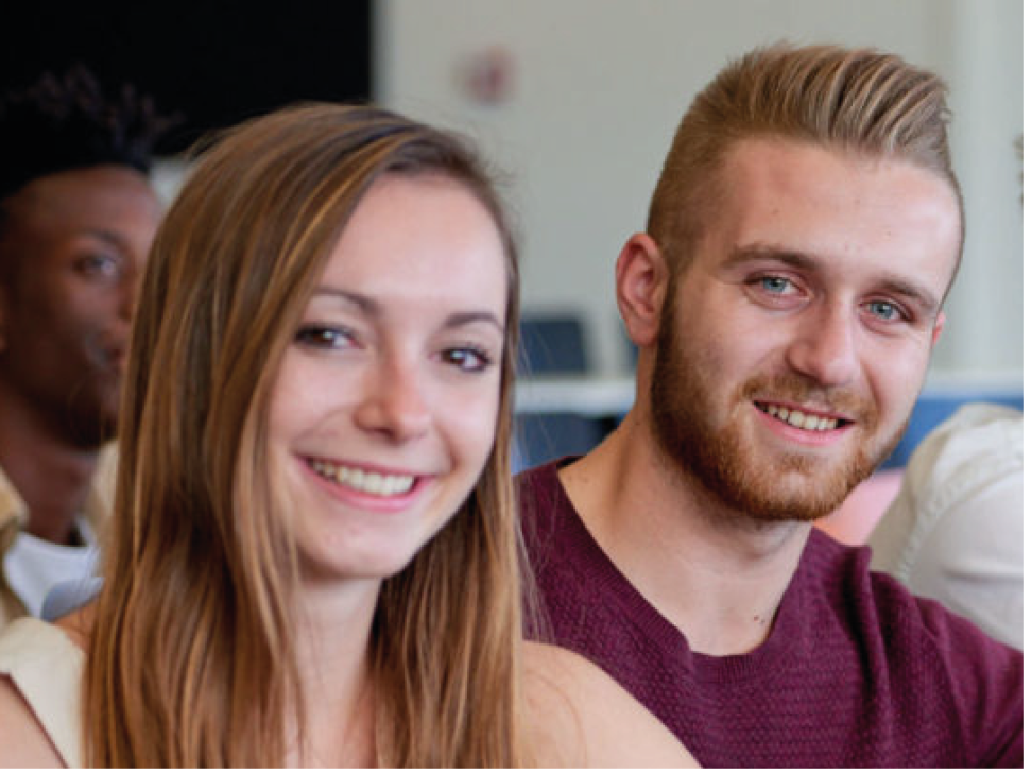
648;297;908;522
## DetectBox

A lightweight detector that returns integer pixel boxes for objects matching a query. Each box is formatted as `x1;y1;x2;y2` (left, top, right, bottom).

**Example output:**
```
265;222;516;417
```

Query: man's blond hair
648;43;963;278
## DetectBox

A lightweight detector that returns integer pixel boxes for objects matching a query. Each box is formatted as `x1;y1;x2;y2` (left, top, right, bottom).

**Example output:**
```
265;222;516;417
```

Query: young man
0;66;168;625
519;44;1023;766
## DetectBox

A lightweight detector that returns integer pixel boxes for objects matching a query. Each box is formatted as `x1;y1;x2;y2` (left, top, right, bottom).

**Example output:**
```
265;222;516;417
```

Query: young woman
0;104;695;767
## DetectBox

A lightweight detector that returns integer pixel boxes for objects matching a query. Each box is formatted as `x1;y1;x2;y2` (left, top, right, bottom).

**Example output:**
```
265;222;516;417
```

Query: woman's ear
615;233;670;348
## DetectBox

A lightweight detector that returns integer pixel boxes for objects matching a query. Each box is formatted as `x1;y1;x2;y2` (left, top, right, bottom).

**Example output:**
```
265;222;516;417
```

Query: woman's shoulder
522;640;698;767
0;671;64;766
0;616;87;767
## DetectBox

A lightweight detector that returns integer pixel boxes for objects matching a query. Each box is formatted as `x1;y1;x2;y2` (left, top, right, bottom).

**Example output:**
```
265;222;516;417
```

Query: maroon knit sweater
518;460;1023;768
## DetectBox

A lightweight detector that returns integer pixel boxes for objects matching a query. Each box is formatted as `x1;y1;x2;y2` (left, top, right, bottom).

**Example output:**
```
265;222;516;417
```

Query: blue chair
517;314;589;376
515;314;610;470
881;391;1024;468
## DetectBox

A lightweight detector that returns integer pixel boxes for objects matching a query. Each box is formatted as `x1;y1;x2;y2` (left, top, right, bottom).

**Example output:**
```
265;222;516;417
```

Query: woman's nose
353;356;431;441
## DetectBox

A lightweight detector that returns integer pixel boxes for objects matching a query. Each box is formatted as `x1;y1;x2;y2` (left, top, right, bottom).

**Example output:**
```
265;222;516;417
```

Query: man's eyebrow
311;288;504;332
721;245;817;272
872;275;940;316
723;244;941;315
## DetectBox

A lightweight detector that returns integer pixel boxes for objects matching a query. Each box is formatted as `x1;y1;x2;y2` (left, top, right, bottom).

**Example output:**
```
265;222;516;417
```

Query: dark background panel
2;2;372;154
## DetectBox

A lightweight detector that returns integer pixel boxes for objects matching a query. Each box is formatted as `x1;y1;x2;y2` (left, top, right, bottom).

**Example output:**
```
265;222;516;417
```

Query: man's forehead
723;135;958;216
705;137;962;295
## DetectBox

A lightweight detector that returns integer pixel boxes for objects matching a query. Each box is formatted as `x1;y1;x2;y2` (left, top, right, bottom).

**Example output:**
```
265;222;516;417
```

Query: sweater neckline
543;458;816;686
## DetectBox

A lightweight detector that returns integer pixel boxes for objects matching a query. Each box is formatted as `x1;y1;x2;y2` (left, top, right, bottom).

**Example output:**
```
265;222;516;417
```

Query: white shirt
869;403;1023;650
0;444;115;627
2;520;98;618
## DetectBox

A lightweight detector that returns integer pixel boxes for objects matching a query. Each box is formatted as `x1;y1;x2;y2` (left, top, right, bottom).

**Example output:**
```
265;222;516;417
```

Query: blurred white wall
934;1;1023;385
374;0;1023;385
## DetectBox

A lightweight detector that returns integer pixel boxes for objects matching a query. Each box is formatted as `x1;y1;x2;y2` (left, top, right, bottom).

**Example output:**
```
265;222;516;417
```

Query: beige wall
375;0;1023;386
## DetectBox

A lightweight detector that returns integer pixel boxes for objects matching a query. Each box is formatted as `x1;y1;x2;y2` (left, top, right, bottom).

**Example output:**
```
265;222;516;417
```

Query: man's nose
784;304;859;388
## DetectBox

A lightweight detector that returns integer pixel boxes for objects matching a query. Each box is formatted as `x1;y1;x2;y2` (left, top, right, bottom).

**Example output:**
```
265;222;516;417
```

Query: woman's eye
294;326;354;349
442;347;493;373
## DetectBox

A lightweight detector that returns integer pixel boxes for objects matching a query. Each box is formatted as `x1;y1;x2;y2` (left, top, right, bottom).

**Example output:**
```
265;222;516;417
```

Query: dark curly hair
0;64;177;202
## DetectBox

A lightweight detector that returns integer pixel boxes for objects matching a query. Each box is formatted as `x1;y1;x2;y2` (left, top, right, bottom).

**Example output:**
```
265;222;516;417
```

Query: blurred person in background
0;65;169;626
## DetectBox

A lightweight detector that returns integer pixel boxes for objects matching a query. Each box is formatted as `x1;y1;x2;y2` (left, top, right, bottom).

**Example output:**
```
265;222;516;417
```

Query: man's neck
558;410;812;657
0;395;100;546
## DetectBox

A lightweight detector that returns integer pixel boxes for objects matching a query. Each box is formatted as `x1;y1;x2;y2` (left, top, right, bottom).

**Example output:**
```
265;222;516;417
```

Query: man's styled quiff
647;43;964;277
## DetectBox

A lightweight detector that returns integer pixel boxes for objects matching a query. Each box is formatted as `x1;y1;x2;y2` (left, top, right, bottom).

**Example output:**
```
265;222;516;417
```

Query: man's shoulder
869;574;1024;766
751;530;1021;764
516;458;570;498
802;528;1022;689
516;458;578;536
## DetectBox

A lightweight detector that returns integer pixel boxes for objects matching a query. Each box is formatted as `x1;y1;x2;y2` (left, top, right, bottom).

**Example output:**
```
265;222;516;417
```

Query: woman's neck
288;577;381;767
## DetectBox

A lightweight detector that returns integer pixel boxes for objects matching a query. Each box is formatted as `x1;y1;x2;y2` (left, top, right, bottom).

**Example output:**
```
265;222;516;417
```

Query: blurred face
268;175;508;584
0;165;160;446
650;138;961;520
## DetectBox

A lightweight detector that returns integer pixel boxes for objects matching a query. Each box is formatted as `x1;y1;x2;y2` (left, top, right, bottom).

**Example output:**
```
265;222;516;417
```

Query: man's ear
931;310;945;347
616;233;670;348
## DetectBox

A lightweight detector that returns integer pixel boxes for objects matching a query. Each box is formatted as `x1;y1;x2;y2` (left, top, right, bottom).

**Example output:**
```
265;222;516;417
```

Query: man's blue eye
760;276;791;293
867;301;901;321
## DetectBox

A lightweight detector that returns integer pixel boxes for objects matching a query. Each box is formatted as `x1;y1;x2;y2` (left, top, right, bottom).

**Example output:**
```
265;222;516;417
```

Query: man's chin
736;486;854;523
689;446;879;523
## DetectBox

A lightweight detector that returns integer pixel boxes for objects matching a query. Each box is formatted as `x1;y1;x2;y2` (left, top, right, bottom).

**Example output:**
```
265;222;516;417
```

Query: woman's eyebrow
310;287;378;314
443;311;504;333
311;288;504;331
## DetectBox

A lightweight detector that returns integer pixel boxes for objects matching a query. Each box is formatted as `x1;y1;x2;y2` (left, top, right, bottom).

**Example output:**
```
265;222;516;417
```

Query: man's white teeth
309;460;414;496
764;404;838;431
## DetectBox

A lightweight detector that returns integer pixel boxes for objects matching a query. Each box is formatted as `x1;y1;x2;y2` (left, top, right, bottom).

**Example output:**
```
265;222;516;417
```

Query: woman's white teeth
309;460;414;496
763;404;838;431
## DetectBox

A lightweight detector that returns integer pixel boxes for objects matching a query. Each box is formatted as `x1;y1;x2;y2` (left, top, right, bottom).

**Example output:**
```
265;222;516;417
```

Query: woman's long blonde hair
84;104;526;767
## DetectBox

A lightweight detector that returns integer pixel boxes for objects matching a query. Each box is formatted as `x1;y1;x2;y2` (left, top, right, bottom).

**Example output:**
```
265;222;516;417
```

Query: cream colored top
0;617;83;767
869;403;1023;650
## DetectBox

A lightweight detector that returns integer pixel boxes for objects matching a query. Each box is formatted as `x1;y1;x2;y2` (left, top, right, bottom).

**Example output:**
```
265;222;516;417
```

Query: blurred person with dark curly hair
0;65;173;627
